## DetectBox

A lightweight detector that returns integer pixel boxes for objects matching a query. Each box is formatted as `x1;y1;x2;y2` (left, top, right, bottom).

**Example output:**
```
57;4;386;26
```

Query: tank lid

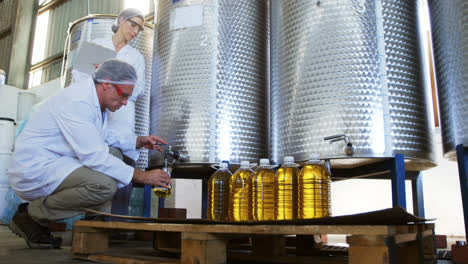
259;158;270;166
240;160;250;167
283;156;294;163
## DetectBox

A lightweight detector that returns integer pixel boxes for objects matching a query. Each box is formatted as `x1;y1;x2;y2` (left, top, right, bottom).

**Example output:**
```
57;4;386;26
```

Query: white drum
0;151;11;187
17;91;36;122
0;85;19;120
0;118;15;152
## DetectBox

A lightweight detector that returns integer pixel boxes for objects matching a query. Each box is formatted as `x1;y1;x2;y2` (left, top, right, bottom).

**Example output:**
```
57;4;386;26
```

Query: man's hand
136;135;168;151
133;169;171;188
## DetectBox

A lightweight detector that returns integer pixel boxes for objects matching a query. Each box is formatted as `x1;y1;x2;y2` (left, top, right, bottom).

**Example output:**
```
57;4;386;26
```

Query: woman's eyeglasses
127;19;144;33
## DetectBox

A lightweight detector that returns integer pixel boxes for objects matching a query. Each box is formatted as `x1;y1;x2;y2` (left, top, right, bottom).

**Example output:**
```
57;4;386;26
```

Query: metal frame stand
331;154;425;217
456;144;468;240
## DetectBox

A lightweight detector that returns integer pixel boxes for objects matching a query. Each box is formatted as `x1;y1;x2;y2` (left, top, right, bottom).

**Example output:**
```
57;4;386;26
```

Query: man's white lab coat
9;77;138;201
73;36;146;137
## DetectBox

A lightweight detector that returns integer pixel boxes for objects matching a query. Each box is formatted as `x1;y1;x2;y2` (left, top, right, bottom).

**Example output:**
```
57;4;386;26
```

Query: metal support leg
456;144;468;241
391;154;406;210
411;172;425;218
143;185;152;217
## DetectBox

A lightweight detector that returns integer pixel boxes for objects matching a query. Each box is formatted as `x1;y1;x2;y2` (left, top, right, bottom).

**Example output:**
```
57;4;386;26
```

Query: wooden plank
397;241;420;264
155;232;181;252
75;221;404;236
346;235;387;247
72;229;108;254
348;246;389;264
181;232;227;264
228;251;348;264
74;254;179;264
251;235;286;257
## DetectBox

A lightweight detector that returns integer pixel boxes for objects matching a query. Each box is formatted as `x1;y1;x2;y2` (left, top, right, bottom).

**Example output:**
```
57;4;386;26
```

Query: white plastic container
0;85;19;120
17;91;36;122
0;151;21;224
0;69;5;85
0;151;11;187
0;119;15;152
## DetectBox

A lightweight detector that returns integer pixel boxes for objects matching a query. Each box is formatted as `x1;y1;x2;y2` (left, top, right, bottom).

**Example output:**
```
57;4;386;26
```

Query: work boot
9;203;62;249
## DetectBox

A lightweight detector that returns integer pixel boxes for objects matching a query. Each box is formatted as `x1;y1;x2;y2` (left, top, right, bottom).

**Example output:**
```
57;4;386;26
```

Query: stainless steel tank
270;0;435;170
150;0;269;168
428;0;468;160
62;15;154;170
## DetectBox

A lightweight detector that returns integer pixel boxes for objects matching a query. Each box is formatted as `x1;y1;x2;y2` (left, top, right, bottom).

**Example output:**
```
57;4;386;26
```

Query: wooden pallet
72;220;436;264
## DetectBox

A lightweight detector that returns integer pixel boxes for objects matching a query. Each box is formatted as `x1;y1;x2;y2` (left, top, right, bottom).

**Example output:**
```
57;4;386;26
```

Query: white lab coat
72;36;146;142
9;77;137;201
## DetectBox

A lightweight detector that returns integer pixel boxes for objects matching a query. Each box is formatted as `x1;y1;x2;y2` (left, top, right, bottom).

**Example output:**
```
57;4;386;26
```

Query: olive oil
229;161;253;221
153;167;172;198
208;162;232;220
251;159;276;221
274;156;299;220
297;155;331;219
153;186;171;198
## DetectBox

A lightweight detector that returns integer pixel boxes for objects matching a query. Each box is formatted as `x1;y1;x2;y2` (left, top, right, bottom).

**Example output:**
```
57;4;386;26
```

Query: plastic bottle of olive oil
274;156;299;220
297;154;331;219
153;167;171;198
229;161;254;221
251;159;276;221
207;161;232;220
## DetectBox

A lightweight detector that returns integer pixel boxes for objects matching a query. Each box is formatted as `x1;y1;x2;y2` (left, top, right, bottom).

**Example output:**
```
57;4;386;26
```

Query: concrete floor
0;225;92;264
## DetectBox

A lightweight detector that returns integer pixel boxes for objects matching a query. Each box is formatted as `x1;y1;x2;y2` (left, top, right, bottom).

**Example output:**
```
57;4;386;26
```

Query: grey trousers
27;147;123;225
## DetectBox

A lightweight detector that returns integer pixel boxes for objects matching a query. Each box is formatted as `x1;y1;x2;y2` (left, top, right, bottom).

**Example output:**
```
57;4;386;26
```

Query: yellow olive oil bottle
207;162;232;220
297;154;331;219
274;156;299;220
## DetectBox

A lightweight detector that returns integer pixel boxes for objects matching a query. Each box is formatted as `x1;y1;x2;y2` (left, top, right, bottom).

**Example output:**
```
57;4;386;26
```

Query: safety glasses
112;84;130;100
127;19;144;33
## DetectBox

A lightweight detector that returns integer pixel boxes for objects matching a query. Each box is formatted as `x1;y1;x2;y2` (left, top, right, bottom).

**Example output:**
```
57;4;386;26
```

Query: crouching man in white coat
8;58;170;249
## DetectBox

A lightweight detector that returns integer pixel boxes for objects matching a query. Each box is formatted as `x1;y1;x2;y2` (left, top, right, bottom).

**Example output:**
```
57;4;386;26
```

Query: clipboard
74;41;116;75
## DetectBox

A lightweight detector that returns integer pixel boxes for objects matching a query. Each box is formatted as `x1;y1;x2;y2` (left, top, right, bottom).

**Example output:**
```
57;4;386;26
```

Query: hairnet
112;8;145;33
94;58;137;85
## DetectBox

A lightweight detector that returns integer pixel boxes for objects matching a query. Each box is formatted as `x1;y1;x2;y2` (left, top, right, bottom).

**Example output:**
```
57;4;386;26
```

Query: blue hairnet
112;8;145;33
94;58;137;85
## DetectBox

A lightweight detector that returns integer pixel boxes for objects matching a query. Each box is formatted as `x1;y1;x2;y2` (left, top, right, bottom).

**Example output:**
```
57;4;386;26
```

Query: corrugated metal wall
34;0;129;84
0;0;17;73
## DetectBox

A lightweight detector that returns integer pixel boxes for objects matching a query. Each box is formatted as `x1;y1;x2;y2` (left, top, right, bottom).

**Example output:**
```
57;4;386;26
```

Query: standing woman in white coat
91;8;147;216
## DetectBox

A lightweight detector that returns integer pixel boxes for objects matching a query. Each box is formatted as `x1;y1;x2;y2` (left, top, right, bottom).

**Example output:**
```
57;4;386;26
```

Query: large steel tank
429;0;468;160
270;0;435;170
62;15;154;170
150;0;268;168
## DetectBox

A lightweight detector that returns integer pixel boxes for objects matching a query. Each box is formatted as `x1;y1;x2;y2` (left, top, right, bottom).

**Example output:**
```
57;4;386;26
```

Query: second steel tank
150;0;268;168
270;0;434;169
429;0;468;160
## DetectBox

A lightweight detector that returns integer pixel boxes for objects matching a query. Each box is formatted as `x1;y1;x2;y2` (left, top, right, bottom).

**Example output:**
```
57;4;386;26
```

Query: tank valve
324;134;355;156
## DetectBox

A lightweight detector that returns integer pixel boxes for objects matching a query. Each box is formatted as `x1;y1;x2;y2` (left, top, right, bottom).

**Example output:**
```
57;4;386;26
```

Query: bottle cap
284;156;294;164
240;160;249;167
219;162;228;169
307;153;321;164
259;158;270;166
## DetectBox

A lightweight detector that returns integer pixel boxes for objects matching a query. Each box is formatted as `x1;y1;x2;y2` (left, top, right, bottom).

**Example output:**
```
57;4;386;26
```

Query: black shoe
9;203;62;249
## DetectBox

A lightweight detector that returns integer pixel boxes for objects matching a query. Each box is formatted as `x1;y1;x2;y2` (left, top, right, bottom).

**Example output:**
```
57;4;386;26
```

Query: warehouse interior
0;0;466;263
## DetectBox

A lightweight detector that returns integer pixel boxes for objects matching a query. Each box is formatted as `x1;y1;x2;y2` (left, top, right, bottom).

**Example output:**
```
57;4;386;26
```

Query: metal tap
324;134;355;156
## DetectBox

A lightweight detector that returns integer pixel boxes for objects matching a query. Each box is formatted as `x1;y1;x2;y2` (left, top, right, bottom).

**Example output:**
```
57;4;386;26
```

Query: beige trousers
27;147;123;224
